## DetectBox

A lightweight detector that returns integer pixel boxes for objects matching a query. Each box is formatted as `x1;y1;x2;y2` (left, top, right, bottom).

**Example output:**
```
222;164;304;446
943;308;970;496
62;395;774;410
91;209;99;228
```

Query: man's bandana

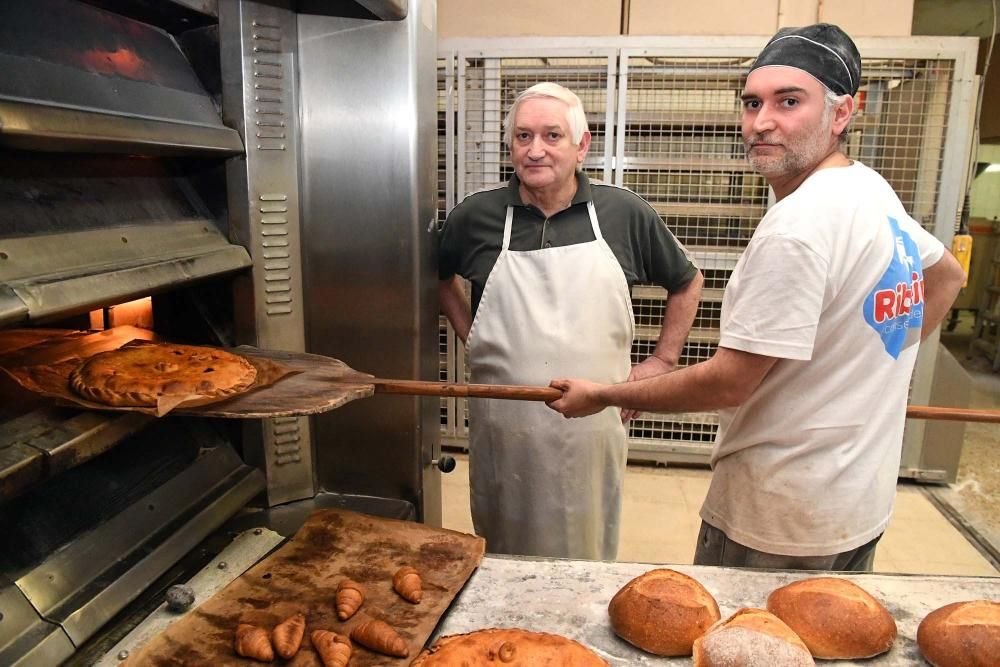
749;23;862;97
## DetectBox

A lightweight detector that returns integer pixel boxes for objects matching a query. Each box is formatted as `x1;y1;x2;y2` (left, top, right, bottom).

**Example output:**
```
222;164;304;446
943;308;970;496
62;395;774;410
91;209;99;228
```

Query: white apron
467;201;634;560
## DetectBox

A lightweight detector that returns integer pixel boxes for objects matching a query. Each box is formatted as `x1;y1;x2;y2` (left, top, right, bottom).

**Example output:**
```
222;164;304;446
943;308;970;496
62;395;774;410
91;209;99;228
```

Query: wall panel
627;0;779;35
438;0;621;38
821;0;914;36
439;0;915;38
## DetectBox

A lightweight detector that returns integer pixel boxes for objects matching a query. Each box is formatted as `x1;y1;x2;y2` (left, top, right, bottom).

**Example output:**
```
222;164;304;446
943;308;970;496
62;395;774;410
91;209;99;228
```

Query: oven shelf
0;429;264;664
0;1;244;157
354;0;408;19
0;408;153;504
0;100;245;157
0;220;252;326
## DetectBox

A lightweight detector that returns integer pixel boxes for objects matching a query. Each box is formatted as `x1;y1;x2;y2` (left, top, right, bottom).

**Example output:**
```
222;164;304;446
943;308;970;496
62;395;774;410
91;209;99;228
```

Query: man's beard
744;113;833;177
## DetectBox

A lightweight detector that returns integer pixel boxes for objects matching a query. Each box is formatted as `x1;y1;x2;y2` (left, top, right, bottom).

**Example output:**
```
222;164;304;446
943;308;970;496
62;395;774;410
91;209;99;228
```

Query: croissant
392;566;423;603
335;579;365;620
350;618;409;657
234;623;274;662
272;612;306;659
311;629;352;667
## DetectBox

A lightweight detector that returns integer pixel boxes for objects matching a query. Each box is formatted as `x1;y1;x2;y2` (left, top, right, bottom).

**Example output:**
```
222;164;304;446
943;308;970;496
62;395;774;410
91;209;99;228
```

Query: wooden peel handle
371;379;1000;423
904;406;1000;423
372;379;561;402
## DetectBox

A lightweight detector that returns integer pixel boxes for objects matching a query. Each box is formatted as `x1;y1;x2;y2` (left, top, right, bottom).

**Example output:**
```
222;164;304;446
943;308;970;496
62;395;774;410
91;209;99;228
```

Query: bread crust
917;600;1000;667
693;608;814;666
410;628;607;666
766;577;896;659
69;343;257;407
608;568;721;656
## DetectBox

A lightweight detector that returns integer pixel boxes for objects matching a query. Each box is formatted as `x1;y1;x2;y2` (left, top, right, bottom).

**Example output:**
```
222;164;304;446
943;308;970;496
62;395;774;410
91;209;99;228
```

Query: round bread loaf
69;342;257;407
409;628;607;666
766;577;896;659
693;608;815;667
608;568;721;656
917;600;1000;667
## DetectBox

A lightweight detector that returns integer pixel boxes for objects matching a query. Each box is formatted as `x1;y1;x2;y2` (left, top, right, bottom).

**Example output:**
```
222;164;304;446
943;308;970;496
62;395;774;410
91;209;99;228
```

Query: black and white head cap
749;23;861;97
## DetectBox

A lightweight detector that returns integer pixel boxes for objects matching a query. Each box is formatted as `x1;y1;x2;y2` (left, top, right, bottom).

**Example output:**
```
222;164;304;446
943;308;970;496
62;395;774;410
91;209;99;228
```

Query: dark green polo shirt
438;172;698;318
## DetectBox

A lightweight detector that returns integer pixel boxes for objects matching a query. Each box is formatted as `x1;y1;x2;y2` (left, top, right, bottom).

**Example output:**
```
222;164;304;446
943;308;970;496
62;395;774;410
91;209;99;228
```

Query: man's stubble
744;108;835;178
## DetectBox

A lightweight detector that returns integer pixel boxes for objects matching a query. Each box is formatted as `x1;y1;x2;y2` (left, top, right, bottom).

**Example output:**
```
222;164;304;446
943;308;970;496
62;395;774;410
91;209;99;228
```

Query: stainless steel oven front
0;1;438;664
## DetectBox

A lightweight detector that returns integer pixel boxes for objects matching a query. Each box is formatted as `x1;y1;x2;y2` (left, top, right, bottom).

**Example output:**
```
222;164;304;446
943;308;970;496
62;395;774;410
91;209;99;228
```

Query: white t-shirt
700;161;945;557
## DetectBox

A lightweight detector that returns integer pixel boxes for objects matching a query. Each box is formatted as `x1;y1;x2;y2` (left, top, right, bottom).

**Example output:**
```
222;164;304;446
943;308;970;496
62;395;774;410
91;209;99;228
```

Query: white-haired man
548;25;966;571
439;82;703;559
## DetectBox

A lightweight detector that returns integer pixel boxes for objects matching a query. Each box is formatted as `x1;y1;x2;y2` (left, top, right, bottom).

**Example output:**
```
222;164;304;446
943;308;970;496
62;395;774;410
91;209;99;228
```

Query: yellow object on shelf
951;233;973;288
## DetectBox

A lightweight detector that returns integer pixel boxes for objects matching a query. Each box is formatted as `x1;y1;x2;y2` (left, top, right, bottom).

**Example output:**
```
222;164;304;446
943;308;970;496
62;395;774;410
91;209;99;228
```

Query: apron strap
505;201;602;249
502;205;514;251
586;201;604;242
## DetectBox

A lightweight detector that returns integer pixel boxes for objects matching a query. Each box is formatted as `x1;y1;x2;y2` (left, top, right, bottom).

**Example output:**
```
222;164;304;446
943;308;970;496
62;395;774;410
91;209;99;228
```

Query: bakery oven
0;0;438;664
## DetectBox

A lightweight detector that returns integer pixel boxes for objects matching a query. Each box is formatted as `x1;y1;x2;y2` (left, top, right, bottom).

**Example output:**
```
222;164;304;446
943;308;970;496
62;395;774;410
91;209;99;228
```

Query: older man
438;82;702;560
548;25;965;571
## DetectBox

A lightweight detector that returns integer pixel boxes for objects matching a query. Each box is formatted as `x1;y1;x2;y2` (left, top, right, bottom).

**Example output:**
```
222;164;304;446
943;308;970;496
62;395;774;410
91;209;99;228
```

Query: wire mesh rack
436;37;977;467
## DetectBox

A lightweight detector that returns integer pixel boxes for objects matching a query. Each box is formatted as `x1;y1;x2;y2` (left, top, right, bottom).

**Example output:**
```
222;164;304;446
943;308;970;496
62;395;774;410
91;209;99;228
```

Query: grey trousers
693;521;882;572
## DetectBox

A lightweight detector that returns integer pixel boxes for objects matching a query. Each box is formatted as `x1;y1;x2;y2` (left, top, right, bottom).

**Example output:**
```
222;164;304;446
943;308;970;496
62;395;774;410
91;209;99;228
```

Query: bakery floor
442;456;996;576
441;322;999;577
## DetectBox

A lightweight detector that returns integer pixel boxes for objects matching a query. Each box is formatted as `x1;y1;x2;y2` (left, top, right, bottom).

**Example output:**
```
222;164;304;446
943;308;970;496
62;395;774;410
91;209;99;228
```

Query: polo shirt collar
506;171;594;208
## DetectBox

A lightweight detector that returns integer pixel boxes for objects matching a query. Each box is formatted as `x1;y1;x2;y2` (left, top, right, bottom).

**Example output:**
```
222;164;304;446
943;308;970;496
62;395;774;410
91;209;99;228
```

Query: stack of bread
607;570;908;665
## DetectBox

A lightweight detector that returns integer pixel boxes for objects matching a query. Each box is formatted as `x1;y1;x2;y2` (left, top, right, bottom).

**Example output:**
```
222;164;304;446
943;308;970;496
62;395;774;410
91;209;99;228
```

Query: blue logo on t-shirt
862;216;924;359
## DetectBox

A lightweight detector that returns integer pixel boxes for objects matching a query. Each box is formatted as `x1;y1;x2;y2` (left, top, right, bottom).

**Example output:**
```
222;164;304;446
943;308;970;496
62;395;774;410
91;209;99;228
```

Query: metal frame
438;35;979;477
0;222;250;326
0;430;264;664
220;0;314;506
17;445;262;645
295;0;439;523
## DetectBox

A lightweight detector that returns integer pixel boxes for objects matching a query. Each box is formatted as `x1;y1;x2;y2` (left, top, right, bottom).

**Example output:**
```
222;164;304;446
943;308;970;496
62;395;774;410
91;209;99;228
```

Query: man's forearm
598;360;720;413
652;270;704;366
439;277;472;343
920;251;964;341
598;347;775;413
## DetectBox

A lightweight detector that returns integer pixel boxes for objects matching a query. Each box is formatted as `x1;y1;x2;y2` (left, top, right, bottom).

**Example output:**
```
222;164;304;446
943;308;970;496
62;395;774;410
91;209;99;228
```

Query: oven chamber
0;0;439;663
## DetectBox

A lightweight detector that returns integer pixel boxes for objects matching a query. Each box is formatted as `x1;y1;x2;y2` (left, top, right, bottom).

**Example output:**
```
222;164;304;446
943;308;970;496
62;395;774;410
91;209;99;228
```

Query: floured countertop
431;556;1000;665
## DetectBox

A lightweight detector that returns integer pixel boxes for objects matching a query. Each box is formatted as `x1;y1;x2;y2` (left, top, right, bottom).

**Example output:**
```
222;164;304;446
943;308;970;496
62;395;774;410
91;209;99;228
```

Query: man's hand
547;378;607;418
620;356;675;424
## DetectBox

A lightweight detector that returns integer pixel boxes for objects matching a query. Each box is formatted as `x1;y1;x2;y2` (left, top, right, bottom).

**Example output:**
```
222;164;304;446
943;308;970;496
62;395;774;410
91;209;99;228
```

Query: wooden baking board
0;327;79;359
0;328;375;418
187;347;373;418
125;509;487;666
0;327;159;416
0;326;156;366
